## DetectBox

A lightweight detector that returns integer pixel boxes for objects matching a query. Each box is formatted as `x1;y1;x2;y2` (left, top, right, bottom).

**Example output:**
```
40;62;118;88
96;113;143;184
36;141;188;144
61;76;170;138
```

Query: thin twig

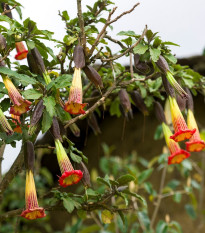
105;35;126;49
102;25;147;62
1;4;17;15
0;48;12;62
150;164;167;229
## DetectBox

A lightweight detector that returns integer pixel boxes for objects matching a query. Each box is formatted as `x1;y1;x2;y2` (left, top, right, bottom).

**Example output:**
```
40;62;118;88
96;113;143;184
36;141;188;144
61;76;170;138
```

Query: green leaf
164;54;177;64
79;225;101;233
62;197;75;213
70;152;82;163
185;204;197;219
173;192;182;203
27;40;35;50
117;174;135;185
117;31;137;37
54;74;72;89
162;41;180;47
62;11;70;21
138;168;153;184
0;98;10;111
0;67;38;86
41;110;53;133
22;89;43;100
156;220;168;233
96;177;111;187
149;48;161;62
110;98;121;117
153;37;162;48
154;124;163;140
43;96;56;117
133;43;148;55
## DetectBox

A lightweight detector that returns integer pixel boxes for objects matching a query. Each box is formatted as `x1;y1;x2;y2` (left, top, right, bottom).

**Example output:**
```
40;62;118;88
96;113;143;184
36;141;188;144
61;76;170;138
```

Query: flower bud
154;101;167;123
0;33;6;51
88;112;101;135
176;93;186;112
131;91;148;116
51;117;62;141
30;99;45;127
69;123;80;137
73;45;85;69
162;74;175;97
134;54;140;66
185;88;194;112
25;141;35;172
119;89;133;118
156;55;169;73
27;48;46;75
83;65;103;88
76;162;91;187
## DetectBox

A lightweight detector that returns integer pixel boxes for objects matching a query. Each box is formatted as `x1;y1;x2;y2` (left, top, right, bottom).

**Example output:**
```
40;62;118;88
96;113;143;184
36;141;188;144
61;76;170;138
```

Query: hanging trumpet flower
185;89;205;152
162;75;196;142
156;55;188;99
15;41;28;60
0;108;13;135
155;101;190;165
51;117;83;187
162;122;190;164
2;75;32;116
64;68;87;115
21;141;46;220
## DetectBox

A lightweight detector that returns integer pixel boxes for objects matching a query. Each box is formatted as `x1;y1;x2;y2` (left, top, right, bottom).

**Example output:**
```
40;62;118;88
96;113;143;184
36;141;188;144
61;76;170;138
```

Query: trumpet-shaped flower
2;75;31;116
169;96;196;142
64;68;87;115
21;170;46;220
162;122;190;164
15;42;28;60
0;108;13;135
186;109;205;152
55;139;83;187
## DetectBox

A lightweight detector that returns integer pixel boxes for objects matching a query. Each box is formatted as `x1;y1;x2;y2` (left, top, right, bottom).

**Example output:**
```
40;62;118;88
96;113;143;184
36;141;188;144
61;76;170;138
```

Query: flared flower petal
59;170;83;187
10;100;32;116
0;108;13;135
15;42;28;60
64;68;87;115
21;170;46;220
55;139;83;187
168;149;190;165
162;122;190;165
169;96;196;142
185;109;205;152
2;75;32;115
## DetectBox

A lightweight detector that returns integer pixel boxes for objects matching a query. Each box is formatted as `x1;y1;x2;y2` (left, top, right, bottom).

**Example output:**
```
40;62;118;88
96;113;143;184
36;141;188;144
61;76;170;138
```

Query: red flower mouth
58;170;83;187
15;50;28;60
170;129;196;142
21;207;46;220
64;102;87;115
168;149;190;165
186;140;205;152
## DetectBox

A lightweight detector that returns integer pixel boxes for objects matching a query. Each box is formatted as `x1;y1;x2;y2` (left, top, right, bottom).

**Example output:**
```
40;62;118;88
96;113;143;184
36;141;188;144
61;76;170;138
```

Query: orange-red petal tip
64;102;87;115
170;128;196;142
186;140;205;152
15;50;28;60
21;207;46;220
168;149;190;165
58;170;83;187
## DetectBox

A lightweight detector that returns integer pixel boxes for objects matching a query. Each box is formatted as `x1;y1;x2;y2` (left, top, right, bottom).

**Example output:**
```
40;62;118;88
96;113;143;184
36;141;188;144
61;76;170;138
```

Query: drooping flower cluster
155;74;205;165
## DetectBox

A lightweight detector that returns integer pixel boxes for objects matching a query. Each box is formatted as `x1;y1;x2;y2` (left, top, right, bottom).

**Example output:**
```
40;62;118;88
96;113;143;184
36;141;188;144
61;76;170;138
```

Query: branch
0;48;12;62
77;0;86;50
88;3;140;57
102;25;148;62
150;164;167;229
1;4;17;15
104;35;126;49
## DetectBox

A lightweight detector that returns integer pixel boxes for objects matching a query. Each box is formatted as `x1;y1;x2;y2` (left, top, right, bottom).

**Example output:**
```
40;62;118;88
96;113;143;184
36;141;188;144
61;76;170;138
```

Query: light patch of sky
2;0;205;173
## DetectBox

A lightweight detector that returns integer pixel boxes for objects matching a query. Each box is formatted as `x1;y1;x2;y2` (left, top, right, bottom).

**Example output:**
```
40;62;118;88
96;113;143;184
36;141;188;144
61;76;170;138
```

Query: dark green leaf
70;152;82;163
117;174;135;185
62;197;75;213
185;204;197;219
43;96;56;117
138;168;153;184
133;43;148;55
22;89;43;100
150;48;161;62
41;110;53;133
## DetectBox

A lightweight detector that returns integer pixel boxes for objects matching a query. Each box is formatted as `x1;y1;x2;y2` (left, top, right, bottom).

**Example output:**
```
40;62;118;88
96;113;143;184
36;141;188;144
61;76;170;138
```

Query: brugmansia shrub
0;0;205;232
